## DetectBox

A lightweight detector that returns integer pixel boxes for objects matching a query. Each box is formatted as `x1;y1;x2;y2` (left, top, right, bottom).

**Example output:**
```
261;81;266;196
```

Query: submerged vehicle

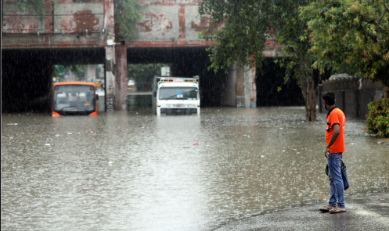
127;79;135;90
52;82;98;117
152;76;200;115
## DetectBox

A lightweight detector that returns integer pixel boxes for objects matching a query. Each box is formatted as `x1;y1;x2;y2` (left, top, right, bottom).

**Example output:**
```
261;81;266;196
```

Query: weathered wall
221;65;237;107
2;0;111;49
319;77;385;118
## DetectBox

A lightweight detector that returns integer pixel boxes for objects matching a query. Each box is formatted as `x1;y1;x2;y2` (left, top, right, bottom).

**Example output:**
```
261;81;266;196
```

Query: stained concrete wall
2;0;110;49
318;77;385;118
225;65;257;108
221;65;237;107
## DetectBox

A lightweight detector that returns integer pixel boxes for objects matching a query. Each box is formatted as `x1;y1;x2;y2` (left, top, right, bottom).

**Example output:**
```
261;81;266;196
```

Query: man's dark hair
322;92;335;105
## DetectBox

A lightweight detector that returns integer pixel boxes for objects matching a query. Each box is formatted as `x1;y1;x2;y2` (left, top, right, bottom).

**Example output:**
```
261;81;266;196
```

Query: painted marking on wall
137;13;173;32
191;16;210;32
59;10;100;35
178;5;185;39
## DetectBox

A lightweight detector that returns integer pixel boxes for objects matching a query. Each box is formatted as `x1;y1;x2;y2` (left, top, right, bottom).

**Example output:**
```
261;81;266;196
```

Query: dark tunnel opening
2;48;105;113
2;48;307;113
126;47;227;107
256;58;305;106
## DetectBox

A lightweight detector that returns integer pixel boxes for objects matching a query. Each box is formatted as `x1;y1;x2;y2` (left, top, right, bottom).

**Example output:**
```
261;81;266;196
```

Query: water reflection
1;108;388;230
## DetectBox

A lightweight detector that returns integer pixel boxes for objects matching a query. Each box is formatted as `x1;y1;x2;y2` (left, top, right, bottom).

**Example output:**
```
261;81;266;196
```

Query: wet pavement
214;190;389;230
1;107;388;230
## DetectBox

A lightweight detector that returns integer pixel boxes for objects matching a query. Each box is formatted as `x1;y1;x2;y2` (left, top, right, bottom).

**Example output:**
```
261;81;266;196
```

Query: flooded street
2;107;388;230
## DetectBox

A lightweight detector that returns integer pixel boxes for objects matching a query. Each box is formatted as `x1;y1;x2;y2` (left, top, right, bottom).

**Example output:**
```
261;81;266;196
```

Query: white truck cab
152;76;200;115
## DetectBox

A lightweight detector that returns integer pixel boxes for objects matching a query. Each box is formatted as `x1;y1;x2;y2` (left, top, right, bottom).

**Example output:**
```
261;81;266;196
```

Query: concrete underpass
2;48;305;113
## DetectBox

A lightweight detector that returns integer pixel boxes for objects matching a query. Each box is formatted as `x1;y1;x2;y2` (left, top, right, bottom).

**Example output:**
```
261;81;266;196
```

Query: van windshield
159;87;198;100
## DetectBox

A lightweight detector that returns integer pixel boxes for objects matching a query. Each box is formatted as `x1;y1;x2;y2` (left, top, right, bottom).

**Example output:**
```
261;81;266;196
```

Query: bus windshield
159;87;198;100
53;85;96;114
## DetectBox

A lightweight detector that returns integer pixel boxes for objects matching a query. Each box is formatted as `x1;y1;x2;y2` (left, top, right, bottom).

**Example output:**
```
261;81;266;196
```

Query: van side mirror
96;94;99;100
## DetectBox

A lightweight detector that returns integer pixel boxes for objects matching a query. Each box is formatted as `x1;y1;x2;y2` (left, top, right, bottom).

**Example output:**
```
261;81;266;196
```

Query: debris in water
194;142;199;145
280;128;283;129
55;134;60;137
6;123;18;125
261;155;265;158
91;131;94;133
45;144;50;146
67;133;72;135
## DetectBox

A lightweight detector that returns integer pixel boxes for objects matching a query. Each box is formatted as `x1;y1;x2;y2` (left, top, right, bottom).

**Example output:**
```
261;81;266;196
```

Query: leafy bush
366;99;389;137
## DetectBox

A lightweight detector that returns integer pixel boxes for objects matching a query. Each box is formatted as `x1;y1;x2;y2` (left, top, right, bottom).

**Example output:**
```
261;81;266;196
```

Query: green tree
300;0;389;88
10;0;56;16
115;0;142;38
128;64;167;91
199;0;320;121
52;65;86;79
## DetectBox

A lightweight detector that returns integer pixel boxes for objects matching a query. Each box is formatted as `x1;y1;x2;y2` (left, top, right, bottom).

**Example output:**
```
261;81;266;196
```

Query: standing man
320;92;346;214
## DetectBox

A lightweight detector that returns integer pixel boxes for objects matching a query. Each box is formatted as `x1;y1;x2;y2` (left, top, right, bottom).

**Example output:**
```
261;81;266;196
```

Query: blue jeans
328;153;345;209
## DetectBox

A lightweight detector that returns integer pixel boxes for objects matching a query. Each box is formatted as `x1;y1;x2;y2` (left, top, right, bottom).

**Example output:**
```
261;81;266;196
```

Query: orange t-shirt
325;107;346;153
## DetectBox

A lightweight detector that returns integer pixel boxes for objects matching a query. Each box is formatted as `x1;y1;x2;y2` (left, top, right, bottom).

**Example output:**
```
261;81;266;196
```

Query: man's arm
325;124;340;158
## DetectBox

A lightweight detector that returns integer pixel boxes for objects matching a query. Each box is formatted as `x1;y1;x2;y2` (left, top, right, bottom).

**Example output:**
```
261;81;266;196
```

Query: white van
152;76;200;115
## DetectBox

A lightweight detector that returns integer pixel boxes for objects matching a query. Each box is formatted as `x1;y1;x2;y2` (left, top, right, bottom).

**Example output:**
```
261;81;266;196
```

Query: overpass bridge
2;0;295;113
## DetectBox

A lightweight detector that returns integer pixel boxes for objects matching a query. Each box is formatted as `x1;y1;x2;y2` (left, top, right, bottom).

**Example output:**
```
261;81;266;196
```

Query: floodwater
1;107;388;230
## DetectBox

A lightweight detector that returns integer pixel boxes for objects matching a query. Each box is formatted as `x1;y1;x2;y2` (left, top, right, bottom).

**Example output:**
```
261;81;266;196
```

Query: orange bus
52;82;98;117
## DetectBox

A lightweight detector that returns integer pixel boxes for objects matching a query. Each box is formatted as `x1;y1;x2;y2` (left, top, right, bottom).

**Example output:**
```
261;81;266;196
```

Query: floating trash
6;123;18;125
55;134;60;137
45;144;50;146
67;133;72;135
261;155;265;158
194;142;199;145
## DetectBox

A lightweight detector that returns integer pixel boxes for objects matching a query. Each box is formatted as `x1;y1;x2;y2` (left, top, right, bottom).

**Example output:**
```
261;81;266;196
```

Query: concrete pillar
236;64;257;107
244;65;257;108
104;0;116;111
105;45;115;111
114;45;127;110
221;65;237;107
236;65;245;107
86;64;97;82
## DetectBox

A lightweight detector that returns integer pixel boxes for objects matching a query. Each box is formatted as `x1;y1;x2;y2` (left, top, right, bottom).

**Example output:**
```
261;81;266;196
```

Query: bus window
52;83;97;116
